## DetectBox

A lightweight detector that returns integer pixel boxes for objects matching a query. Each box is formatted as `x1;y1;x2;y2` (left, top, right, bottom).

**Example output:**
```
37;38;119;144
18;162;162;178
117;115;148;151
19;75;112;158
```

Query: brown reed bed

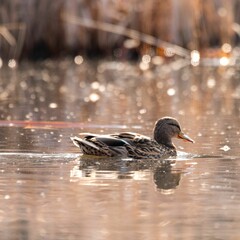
0;0;240;61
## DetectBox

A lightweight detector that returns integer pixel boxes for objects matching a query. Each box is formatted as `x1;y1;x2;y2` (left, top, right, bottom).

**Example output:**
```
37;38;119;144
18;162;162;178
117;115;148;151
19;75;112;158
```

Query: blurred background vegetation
0;0;240;62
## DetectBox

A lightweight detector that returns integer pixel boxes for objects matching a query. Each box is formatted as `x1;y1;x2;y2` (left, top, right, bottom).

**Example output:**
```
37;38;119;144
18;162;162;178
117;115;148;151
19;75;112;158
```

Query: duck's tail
70;136;113;156
71;137;100;150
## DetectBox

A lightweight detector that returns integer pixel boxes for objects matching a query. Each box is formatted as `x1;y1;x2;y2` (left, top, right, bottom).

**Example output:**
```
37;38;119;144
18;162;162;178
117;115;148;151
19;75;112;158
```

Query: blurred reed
0;0;240;63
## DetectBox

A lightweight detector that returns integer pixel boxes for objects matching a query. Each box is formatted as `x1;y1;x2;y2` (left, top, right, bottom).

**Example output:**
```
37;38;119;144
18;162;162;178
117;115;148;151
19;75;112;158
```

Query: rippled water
0;59;239;239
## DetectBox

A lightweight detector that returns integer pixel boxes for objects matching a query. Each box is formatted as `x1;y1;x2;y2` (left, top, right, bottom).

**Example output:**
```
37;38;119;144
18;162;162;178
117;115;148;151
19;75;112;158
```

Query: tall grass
0;0;239;61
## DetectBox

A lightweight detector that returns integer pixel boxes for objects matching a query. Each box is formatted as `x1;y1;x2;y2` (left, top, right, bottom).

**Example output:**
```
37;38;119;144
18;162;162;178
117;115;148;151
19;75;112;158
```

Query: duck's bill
178;132;194;143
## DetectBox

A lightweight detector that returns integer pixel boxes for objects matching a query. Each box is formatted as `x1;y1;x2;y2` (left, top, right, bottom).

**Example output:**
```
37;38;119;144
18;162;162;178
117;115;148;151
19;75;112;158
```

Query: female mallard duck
71;117;194;159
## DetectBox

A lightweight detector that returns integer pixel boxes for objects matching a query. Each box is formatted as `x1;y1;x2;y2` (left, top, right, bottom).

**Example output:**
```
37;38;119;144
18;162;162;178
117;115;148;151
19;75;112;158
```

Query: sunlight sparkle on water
89;93;100;102
74;55;84;65
139;108;147;114
8;59;17;68
167;88;176;96
4;195;10;200
91;81;100;89
191;50;200;66
220;57;230;66
221;43;232;53
49;103;58;109
207;78;216;88
164;48;175;57
142;55;151;64
220;145;231;152
123;39;140;49
90;82;106;92
139;62;149;71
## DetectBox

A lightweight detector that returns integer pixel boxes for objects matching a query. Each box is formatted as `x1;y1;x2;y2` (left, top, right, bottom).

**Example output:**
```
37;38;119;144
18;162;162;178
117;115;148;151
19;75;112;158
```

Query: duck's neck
153;123;175;149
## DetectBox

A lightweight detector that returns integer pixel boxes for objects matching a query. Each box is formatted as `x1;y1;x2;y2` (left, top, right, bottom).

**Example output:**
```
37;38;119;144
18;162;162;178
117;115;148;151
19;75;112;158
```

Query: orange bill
178;132;194;143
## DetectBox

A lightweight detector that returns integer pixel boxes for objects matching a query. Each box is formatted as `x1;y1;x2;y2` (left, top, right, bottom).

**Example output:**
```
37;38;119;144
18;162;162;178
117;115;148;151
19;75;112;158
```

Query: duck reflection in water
153;165;181;191
70;156;181;191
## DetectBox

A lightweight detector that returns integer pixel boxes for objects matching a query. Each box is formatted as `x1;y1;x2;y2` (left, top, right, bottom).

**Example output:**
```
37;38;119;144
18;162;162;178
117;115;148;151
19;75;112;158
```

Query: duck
71;117;194;159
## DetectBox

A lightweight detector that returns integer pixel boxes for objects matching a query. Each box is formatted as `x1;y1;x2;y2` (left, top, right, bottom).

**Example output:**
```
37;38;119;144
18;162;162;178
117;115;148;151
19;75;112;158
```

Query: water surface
0;59;239;239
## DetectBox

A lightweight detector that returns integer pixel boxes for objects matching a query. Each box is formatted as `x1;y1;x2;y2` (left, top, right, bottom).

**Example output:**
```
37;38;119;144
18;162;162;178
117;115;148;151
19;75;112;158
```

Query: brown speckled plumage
71;117;194;159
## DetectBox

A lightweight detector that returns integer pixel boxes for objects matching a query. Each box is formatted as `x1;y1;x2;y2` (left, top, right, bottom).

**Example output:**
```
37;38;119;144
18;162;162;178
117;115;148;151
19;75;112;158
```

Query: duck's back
115;132;176;158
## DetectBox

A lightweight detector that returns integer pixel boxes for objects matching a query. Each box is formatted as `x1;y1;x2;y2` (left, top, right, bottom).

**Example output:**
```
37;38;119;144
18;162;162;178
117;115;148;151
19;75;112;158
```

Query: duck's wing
111;132;176;159
71;134;130;157
79;133;130;145
111;132;151;143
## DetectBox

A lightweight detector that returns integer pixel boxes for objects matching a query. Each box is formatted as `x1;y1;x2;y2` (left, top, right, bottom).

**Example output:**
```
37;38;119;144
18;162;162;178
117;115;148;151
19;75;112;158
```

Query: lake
0;58;239;239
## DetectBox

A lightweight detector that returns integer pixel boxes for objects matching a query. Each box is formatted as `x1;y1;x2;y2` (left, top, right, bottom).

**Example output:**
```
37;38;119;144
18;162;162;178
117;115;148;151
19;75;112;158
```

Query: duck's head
153;117;194;149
